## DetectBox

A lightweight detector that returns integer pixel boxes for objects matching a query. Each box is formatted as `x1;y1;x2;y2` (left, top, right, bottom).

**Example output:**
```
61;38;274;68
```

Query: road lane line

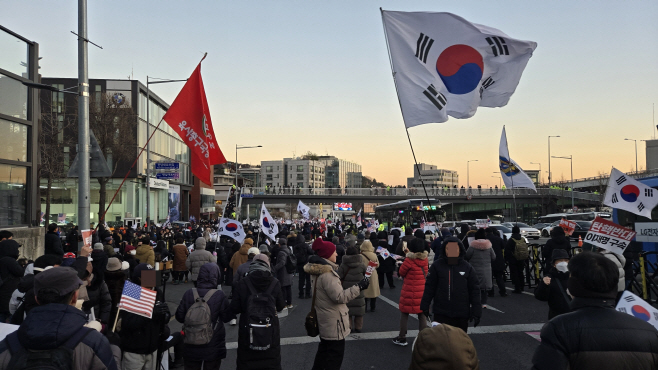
505;287;535;296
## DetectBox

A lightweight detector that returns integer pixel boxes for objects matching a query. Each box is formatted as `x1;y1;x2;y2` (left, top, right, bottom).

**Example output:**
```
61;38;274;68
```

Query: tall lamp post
552;155;573;209
235;145;262;219
624;138;638;172
467;159;478;188
530;162;542;184
491;175;501;188
548;135;560;187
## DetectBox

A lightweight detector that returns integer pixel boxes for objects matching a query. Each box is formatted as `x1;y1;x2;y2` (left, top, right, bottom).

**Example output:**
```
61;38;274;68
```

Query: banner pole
503;126;518;224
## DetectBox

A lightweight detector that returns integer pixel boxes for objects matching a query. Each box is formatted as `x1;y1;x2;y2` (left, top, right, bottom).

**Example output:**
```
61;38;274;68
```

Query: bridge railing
240;187;603;201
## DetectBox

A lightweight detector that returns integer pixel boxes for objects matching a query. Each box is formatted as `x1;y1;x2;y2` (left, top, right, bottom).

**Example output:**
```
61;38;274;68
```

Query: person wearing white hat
233;247;260;286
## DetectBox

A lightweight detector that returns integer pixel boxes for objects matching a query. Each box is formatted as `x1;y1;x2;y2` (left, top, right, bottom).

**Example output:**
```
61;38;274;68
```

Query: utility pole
77;0;91;233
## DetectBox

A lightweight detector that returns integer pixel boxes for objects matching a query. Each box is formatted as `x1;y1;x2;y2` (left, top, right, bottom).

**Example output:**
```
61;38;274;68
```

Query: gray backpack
183;289;217;345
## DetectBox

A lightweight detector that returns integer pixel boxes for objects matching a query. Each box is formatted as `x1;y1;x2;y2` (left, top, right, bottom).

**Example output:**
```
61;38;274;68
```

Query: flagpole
503;126;518;224
380;8;437;219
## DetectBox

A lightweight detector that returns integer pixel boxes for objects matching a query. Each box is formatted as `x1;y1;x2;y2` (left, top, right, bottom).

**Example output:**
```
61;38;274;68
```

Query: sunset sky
3;1;657;187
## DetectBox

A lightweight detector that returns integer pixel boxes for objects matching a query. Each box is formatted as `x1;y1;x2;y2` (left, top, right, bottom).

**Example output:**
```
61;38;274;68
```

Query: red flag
163;62;226;185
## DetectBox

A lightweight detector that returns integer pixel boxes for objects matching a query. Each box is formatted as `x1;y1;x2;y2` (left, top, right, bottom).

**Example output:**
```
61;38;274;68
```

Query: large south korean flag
381;10;537;127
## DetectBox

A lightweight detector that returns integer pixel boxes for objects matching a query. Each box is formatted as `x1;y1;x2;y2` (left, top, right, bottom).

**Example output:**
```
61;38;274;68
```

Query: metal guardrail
552;168;658;187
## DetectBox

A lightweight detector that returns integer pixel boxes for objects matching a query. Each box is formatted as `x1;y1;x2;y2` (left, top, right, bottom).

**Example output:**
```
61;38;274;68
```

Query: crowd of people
0;217;656;370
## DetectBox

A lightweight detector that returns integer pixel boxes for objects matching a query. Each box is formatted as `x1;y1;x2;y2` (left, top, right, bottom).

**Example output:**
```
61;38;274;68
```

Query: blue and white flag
499;126;536;191
604;168;658;218
259;202;279;241
216;217;246;243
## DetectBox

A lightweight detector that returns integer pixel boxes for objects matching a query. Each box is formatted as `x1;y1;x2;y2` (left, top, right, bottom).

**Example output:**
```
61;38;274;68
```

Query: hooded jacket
420;238;481;320
465;239;496;290
230;239;252;271
543;228;571;264
0;244;23;315
398;251;429;314
172;243;189;272
336;254;367;317
134;243;155;266
273;245;292;287
534;267;571;320
303;255;361;341
293;235;313;266
185;239;217;282
359;241;380;299
229;269;285;370
44;231;64;257
176;263;233;362
0;304;117;370
486;232;506;272
409;323;480;370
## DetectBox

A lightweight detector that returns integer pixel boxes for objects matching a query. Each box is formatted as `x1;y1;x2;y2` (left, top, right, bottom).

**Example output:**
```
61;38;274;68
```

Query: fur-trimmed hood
405;251;429;260
341;254;365;268
304;255;337;275
469;239;492;250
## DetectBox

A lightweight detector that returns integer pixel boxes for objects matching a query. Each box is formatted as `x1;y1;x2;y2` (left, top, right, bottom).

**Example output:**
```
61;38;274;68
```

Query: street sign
67;130;112;178
156;172;179;180
240;194;253;198
155;162;179;170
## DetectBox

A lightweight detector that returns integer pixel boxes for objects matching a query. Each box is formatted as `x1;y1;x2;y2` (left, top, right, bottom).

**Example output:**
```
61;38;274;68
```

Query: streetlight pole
624;138;638;172
467;159;478;188
77;0;91;232
548;136;560;187
552;155;573;209
530;162;542;184
491;175;501;188
235;145;262;218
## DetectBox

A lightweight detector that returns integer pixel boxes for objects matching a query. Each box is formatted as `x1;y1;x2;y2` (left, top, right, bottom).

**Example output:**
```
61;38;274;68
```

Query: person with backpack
233;247;260;285
175;263;234;370
186;237;217;287
272;238;295;309
505;226;529;294
0;266;118;370
294;234;313;299
230;254;286;370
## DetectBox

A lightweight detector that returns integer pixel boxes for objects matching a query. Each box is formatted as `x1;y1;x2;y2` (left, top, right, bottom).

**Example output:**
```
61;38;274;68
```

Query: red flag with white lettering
163;62;226;185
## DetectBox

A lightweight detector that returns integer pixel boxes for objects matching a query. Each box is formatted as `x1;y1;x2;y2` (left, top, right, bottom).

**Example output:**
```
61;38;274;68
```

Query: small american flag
118;281;157;318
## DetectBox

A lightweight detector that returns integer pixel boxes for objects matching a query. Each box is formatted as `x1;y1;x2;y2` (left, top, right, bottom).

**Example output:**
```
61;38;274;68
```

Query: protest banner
616;291;658;331
476;219;491;229
584;217;636;255
559;218;577;236
365;260;378;278
81;229;93;250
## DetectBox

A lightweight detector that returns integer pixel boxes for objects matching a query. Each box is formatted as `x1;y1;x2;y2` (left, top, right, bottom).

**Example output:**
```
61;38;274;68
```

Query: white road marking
506;287;535;296
483;304;505;313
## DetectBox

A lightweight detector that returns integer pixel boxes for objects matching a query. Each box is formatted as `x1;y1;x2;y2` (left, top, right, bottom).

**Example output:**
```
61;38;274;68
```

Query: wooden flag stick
112;308;121;333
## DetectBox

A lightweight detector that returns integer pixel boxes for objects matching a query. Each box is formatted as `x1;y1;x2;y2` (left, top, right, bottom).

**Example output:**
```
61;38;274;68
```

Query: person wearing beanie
393;238;429;346
504;226;527;294
230;254;285;370
542;225;571;267
359;240;380;312
273;237;294;308
186;237;217;287
305;238;370;370
465;228;496;309
104;257;126;329
134;238;155;267
534;249;571;320
233;247;260;286
409;323;480;370
531;252;658;370
337;246;367;333
122;242;138;278
172;237;189;285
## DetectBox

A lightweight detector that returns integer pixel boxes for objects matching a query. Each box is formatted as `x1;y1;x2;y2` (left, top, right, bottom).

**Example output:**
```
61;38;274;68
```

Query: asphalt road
162;237;568;370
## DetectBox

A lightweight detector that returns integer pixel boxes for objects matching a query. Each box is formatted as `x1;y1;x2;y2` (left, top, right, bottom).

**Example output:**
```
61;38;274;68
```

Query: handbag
305;278;320;337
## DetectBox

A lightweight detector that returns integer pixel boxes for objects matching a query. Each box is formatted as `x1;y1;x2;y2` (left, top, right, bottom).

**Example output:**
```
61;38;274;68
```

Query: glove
469;316;480;328
356;277;370;291
422;311;431;322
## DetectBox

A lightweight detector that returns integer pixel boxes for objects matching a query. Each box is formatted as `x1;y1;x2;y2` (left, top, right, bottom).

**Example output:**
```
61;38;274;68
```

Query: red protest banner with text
163;63;226;185
559;219;577;236
584;217;636;255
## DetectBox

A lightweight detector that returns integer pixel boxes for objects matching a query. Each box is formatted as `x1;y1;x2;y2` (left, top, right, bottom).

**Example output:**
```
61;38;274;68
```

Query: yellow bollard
640;255;648;300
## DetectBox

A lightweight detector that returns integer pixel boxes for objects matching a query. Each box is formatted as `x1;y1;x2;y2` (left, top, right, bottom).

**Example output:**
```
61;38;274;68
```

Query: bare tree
89;93;137;222
301;151;319;161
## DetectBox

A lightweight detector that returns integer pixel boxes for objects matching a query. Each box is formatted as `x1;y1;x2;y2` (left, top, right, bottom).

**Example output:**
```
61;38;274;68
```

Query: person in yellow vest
400;225;406;234
502;185;506;190
378;223;385;232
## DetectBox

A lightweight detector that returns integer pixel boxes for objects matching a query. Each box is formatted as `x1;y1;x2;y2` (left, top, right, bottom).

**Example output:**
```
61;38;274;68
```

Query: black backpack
245;278;278;351
6;327;93;370
284;250;297;274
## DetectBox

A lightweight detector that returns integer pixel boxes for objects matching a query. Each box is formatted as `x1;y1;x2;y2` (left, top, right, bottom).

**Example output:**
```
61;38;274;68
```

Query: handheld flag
616;291;658;331
356;208;363;227
118;280;157;319
603;168;658;218
259;202;279;241
297;200;310;220
499;126;536;191
163;60;226;185
216;217;246;243
381;10;536;127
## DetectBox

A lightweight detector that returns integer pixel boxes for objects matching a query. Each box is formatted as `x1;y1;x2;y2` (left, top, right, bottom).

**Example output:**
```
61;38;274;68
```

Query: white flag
499;126;536;191
259;202;279;241
216;218;246;244
381;10;537;127
604;168;658;218
356;208;362;227
615;291;658;331
297;200;310;220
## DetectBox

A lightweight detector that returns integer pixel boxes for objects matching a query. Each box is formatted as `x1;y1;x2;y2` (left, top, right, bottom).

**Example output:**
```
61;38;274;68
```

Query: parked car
489;225;530;244
532;222;551;230
501;222;541;240
541;221;561;237
571;221;592;240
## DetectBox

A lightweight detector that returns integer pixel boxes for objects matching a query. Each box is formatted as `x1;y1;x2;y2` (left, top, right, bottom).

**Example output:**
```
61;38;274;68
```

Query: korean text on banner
559;219;577;236
81;229;93;250
615;291;658;331
635;222;658;243
584;217;636;255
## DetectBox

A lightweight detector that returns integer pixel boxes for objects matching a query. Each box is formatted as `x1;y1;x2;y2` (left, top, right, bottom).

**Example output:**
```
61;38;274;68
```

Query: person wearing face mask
534;249;571;320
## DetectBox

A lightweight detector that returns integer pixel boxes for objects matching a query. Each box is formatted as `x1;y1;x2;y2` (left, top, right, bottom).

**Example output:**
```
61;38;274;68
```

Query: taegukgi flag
604;168;658;218
499;126;536;191
259;202;279;241
381;10;537;127
216;217;246;243
297;200;310;219
615;291;658;331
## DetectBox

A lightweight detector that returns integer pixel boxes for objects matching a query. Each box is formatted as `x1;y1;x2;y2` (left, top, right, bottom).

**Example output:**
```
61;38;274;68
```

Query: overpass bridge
553;169;658;190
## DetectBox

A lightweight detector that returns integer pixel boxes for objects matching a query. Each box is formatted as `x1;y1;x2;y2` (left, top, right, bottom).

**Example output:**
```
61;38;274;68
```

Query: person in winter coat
9;254;61;321
420;237;481;333
230;255;286;370
230;238;253;273
176;263;234;370
542;226;571;267
186;237;218;287
44;223;64;257
82;269;112;325
599;248;626;293
0;240;24;322
233;247;260;285
393;238;429;346
504;226;527;293
331;236;345;267
485;227;507;297
337;246;367;333
465;229;496;308
534;249;571;320
395;228;416;256
305;239;370;370
359;240;380;312
134;240;155;266
376;231;396;289
104;257;126;328
222;237;238;286
172;237;189;284
103;237;116;258
294;234;314;299
531;252;658;370
273;238;293;308
409;323;480;370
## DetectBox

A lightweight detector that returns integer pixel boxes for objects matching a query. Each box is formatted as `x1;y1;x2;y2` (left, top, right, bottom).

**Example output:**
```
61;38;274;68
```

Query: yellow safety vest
401;225;406;233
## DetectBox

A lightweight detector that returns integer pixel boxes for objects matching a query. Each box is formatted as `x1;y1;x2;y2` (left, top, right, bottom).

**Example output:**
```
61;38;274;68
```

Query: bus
374;199;446;230
538;212;612;223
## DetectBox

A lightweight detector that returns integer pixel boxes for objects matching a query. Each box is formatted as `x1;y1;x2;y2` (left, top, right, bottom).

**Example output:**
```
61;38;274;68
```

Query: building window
297;182;303;188
296;174;303;180
266;175;273;181
0;30;29;77
0;74;28;120
297;165;304;172
0;163;27;226
266;166;273;172
0;119;27;162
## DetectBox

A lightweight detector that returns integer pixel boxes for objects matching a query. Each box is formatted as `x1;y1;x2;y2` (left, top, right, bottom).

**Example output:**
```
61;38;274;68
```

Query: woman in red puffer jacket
392;238;429;346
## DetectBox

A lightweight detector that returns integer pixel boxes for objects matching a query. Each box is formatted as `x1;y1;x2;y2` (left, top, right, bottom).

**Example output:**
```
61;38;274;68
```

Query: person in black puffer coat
420;237;481;333
531;252;658;370
486;227;508;297
294;234;314;299
542;226;571;267
104;258;126;329
376;231;396;289
534;249;571;320
44;223;64;257
176;263;233;370
0;240;24;322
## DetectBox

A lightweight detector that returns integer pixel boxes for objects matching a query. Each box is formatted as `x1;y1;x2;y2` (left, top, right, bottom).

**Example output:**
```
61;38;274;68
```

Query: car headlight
521;230;527;233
